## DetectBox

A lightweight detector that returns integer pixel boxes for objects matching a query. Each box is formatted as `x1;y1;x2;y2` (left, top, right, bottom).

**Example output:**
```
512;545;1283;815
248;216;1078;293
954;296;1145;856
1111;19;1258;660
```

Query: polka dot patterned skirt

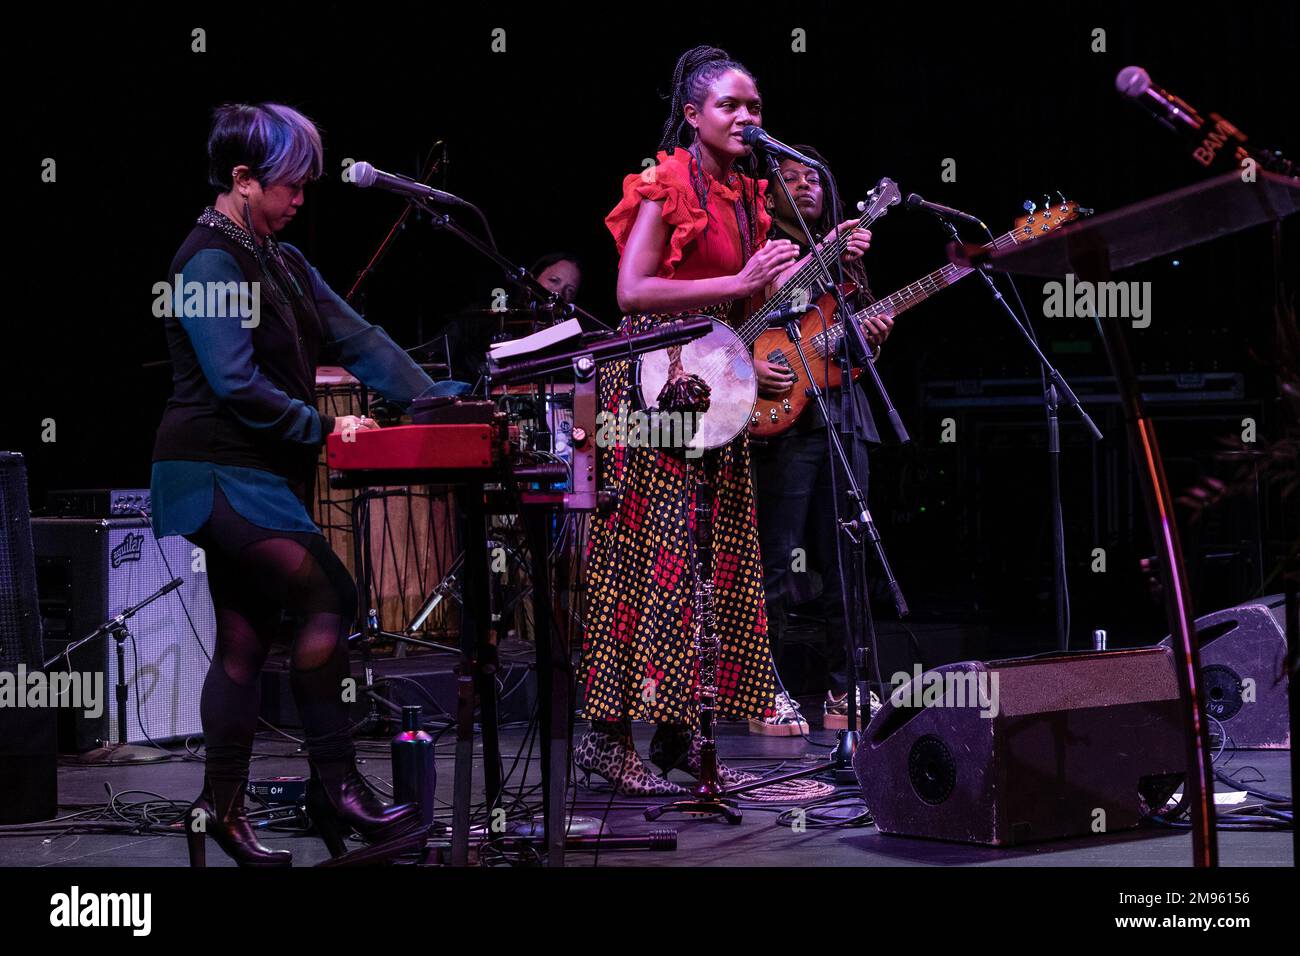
581;304;778;726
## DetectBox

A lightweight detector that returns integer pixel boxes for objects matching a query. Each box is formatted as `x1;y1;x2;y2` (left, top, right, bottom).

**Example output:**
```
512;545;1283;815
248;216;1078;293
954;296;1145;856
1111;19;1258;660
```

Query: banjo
633;177;902;452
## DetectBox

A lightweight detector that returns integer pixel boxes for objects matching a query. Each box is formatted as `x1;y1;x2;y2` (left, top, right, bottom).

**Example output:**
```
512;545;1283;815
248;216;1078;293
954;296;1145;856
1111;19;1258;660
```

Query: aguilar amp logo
110;532;144;568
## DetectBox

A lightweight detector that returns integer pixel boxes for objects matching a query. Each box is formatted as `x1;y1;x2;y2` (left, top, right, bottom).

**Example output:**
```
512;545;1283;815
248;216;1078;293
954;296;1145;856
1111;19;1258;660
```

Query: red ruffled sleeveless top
605;148;772;283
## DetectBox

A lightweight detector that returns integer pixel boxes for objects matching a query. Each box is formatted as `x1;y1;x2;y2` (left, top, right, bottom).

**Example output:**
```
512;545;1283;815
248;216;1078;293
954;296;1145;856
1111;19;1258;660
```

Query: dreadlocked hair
658;44;762;258
766;145;835;237
766;144;874;302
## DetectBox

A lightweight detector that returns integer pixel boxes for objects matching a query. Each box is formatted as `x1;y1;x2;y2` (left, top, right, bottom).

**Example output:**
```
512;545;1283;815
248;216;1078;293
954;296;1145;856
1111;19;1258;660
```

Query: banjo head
635;318;757;452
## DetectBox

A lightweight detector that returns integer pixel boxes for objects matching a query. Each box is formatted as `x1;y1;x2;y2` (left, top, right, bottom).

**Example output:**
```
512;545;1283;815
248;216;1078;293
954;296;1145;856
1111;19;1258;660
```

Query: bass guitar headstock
1011;192;1093;242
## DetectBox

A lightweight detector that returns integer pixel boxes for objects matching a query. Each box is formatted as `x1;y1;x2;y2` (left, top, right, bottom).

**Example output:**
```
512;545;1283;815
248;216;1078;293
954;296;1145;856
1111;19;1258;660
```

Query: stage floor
3;722;1291;868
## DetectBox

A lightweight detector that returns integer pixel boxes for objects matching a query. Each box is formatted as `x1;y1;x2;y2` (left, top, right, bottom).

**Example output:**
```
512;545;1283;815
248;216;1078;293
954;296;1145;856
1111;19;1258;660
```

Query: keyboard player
149;101;438;867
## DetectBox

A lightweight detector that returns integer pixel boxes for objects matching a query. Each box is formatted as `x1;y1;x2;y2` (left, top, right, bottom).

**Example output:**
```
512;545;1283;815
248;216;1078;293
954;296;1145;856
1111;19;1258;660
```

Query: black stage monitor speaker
854;646;1185;846
1160;594;1290;749
0;452;58;823
31;516;216;752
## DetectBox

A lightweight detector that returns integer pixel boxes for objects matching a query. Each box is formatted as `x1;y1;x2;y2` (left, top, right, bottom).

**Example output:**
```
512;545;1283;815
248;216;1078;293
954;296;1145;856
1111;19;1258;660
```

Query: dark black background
15;1;1297;656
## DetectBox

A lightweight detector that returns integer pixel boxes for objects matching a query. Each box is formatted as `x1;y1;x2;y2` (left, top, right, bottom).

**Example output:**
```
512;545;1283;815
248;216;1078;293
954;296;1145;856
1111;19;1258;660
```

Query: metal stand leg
451;483;496;866
1079;248;1218;867
525;505;572;866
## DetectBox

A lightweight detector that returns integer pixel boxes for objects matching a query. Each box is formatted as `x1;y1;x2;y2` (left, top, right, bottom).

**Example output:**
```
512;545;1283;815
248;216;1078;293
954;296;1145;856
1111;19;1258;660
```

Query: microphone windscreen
904;193;923;208
350;161;377;187
741;126;763;146
1115;65;1151;98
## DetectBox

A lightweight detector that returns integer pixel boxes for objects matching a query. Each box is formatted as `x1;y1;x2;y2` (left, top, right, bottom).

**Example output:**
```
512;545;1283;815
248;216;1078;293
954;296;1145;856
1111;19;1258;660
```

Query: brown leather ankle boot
305;759;422;858
186;777;292;868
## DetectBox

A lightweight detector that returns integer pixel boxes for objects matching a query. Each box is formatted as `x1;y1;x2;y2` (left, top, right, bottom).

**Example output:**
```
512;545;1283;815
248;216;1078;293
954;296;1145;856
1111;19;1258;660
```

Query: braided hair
658;44;763;259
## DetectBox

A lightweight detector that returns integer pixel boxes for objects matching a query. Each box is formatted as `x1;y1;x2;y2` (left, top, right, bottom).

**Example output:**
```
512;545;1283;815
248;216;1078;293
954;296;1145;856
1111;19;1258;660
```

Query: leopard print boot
574;722;687;796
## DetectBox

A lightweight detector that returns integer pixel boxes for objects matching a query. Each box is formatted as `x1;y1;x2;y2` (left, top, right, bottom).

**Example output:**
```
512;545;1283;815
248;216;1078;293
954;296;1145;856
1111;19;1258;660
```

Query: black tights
188;485;358;799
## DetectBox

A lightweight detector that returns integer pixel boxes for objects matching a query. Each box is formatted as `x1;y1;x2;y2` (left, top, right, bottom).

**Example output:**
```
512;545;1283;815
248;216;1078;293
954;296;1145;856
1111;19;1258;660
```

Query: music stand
952;170;1299;867
482;317;716;865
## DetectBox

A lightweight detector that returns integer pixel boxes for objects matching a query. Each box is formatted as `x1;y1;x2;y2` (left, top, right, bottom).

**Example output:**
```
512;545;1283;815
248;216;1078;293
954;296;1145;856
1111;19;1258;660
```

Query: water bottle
391;705;435;829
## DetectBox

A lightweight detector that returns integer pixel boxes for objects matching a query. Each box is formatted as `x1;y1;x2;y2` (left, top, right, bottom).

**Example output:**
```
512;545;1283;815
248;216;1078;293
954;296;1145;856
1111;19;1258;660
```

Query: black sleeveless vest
152;221;328;484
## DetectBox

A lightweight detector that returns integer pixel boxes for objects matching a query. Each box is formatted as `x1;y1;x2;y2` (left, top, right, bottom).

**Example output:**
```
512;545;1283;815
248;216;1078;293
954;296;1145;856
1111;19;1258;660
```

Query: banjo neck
735;177;901;349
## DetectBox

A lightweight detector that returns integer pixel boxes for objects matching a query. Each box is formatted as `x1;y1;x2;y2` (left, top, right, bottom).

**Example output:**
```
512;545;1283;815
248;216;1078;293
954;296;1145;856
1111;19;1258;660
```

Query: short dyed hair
207;102;324;192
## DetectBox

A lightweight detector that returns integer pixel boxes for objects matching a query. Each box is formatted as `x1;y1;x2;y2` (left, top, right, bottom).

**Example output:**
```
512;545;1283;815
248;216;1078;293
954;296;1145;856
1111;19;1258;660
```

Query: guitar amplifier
31;517;216;751
42;488;152;518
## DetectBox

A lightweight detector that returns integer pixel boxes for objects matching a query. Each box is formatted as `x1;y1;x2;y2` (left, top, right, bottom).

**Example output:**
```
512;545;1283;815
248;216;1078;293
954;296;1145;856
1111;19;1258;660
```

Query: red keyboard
327;423;511;486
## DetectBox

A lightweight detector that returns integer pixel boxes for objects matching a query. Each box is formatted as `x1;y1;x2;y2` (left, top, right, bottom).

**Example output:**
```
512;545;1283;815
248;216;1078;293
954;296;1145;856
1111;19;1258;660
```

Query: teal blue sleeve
175;248;326;444
282;244;436;406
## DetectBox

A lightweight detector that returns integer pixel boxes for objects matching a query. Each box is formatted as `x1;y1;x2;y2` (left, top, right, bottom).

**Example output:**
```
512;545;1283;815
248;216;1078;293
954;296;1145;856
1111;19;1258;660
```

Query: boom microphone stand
752;151;907;778
45;576;184;764
345;140;447;304
408;196;607;333
924;211;1102;651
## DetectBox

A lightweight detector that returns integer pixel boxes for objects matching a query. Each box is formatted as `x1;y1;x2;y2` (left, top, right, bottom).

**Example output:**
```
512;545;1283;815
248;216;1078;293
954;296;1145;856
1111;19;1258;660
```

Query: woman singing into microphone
151;103;436;865
578;45;871;793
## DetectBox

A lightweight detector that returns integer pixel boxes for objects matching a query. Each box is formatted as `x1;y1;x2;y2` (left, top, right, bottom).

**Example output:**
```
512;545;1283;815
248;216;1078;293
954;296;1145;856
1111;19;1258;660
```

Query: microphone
763;300;817;326
905;193;987;231
740;127;825;169
348;161;468;207
1115;66;1204;135
1113;66;1285;173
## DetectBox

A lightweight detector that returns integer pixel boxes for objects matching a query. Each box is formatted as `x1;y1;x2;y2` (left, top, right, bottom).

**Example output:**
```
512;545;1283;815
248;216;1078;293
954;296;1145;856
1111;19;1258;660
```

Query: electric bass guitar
748;196;1090;438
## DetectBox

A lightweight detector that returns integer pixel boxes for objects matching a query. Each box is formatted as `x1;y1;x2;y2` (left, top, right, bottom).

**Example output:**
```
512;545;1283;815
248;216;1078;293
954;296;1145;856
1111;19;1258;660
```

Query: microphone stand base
69;743;170;766
831;730;861;784
643;793;743;826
